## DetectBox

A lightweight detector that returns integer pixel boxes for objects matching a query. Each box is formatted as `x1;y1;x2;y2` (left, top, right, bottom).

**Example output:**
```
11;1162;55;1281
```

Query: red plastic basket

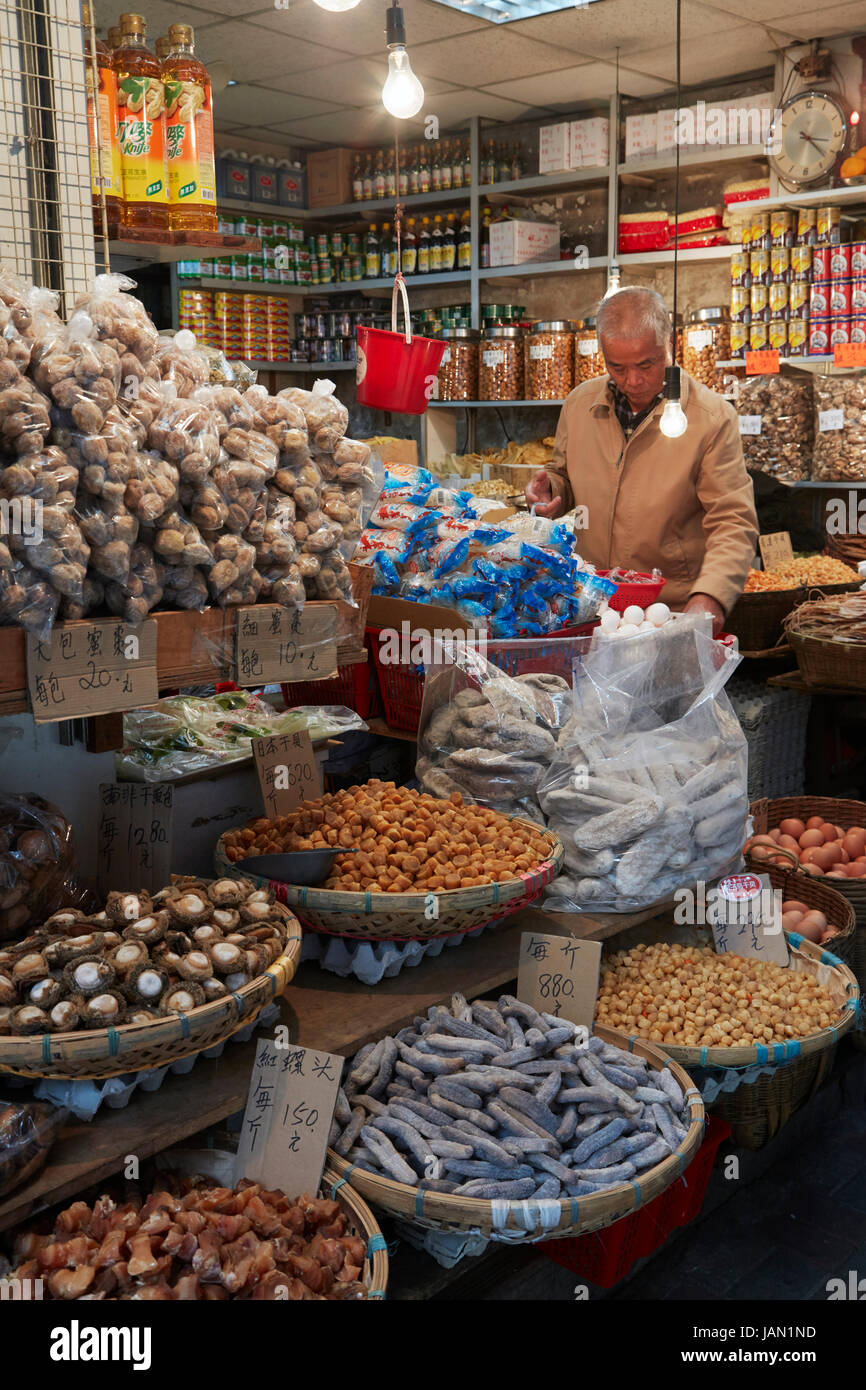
367;626;425;731
281;659;381;720
599;569;666;613
539;1114;730;1288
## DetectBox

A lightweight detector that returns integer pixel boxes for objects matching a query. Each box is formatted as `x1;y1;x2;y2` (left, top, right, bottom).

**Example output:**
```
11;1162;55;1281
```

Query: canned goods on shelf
768;321;787;352
789;282;810;317
809;318;831;354
851;317;866;344
730;321;747;358
750;249;770;285
730;285;750;321
797;208;817;245
770;210;793;248
752;213;771;250
787;318;808;355
810;282;832;316
852;243;866;275
852;279;866;313
831;245;853;278
769;283;789;319
749;321;769;350
830;319;851;346
817;206;841;245
791;246;812;281
830;281;852;317
730;250;750;286
770;247;790;281
750;283;769;320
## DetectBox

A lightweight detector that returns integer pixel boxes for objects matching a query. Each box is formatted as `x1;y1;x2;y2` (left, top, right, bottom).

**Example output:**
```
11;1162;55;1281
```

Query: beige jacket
547;372;758;615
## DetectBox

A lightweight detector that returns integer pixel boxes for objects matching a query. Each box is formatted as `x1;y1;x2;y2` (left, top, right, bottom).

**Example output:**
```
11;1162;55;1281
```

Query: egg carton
299;920;500;985
24;1003;280;1122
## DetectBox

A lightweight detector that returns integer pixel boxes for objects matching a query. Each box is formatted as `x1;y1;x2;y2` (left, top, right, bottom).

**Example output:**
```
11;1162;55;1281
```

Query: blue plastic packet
373;550;401;589
429;536;470;578
382;463;434;505
450;576;498;605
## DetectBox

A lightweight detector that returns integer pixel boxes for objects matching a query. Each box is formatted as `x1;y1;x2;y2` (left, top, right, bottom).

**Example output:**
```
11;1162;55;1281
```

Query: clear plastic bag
278;377;348;452
538;623;748;912
155;329;210;398
104;540;164;625
0;794;83;940
245;384;308;453
417;643;568;821
117;695;367;781
69;272;159;383
0;1099;67;1198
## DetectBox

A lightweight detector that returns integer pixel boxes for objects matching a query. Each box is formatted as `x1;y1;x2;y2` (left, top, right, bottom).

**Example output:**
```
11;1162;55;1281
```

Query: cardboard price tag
235;605;338;687
234;1039;342;1196
26;619;158;723
708;873;788;966
758;530;794;570
96;782;173;897
517;931;602;1030
833;342;866;368
745;349;780;376
252;730;321;818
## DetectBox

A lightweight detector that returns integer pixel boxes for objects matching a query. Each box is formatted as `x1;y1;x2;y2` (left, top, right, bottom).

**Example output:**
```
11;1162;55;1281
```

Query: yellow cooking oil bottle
113;13;169;231
161;23;217;231
82;3;123;225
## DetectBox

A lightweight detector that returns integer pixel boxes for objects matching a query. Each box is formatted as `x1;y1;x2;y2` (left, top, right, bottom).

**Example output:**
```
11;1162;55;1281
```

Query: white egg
616;622;640;638
638;620;656;632
622;605;645;626
599;607;620;631
645;602;671;627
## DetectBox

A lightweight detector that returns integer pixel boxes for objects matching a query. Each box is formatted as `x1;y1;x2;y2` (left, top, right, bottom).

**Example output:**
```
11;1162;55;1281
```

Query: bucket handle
391;274;412;346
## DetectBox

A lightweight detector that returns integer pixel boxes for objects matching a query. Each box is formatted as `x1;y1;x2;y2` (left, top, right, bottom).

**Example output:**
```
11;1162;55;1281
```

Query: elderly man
525;286;758;631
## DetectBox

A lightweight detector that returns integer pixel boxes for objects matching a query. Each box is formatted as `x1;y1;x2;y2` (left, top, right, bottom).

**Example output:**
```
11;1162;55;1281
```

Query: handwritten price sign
517;931;602;1030
745;349;780;376
26;619;158;723
235;605;338;687
833;342;866;368
234;1039;342;1196
252;730;321;818
96;782;173;897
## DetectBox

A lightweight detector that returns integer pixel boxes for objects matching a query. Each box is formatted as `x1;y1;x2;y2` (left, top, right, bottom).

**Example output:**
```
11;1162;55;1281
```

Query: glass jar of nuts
683;307;731;393
575;318;606;383
434;328;480;401
525;320;575;400
478;324;524;400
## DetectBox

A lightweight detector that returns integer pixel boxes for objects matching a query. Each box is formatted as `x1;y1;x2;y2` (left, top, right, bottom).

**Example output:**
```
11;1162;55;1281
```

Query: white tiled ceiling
123;0;863;151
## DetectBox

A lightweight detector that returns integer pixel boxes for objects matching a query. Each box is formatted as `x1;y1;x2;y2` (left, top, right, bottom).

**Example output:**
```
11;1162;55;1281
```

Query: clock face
767;91;847;187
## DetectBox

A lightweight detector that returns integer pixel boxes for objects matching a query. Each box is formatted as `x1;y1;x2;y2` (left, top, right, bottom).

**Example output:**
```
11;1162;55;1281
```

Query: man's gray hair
597;286;671;353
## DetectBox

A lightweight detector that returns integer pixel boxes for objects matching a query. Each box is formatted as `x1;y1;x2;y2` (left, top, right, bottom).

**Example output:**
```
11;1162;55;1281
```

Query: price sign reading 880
517;930;602;1031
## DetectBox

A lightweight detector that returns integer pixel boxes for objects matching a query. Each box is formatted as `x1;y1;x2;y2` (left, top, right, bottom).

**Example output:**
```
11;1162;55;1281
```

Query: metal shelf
480;256;607;279
736;184;866;213
618;244;740;266
428;399;565;408
192;271;471;296
243;360;356;372
480;167;608;201
618;145;767;179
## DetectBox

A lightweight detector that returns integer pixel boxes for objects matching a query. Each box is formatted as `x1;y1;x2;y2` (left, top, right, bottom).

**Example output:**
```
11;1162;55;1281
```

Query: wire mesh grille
0;0;98;313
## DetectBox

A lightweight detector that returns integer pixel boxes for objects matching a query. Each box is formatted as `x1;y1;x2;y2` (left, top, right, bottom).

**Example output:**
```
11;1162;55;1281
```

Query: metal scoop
240;847;359;886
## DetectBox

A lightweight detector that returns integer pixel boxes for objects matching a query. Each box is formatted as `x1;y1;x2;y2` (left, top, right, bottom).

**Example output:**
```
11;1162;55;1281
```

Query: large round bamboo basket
0;914;302;1081
727;581;860;654
214;820;564;941
328;1027;704;1241
323;1166;389;1299
748;797;866;923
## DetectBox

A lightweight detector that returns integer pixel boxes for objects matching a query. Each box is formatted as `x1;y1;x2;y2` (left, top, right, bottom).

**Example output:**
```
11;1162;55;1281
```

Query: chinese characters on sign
96;783;173;898
234;1039;342;1195
758;531;794;571
252;731;321;818
517;930;602;1030
710;873;788;966
234;605;338;687
26;619;158;723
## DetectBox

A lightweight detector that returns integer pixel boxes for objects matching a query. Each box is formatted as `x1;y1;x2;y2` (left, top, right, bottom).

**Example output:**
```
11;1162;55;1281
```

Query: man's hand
685;592;725;636
524;469;564;518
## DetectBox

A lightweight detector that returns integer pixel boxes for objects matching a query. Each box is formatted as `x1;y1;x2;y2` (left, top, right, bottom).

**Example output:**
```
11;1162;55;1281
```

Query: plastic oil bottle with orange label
113;13;169;230
161;24;217;232
82;3;122;227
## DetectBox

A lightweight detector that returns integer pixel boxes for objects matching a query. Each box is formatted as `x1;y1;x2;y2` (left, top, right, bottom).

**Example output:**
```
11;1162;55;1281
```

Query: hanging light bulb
601;260;621;300
382;2;424;119
659;364;687;437
313;0;362;9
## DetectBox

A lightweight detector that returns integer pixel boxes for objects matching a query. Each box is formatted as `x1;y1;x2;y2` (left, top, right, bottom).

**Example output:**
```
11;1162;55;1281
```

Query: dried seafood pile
785;592;866;645
9;1179;368;1300
0;877;296;1035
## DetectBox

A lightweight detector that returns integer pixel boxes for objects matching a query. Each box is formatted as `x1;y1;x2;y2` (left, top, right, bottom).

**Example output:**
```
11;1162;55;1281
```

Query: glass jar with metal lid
435;328;480;402
525;320;574;400
575;316;605;383
682;307;730;391
479;324;524;400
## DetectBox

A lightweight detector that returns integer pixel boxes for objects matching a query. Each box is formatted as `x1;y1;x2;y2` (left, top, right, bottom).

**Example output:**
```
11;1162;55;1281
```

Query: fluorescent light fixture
429;0;601;23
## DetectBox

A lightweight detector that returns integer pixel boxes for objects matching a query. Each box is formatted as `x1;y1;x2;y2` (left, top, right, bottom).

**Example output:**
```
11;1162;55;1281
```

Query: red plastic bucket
356;276;446;415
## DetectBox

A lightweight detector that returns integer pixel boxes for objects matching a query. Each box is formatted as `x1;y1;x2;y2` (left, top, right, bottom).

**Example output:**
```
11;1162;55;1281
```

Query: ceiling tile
758;1;866;39
504;0;737;60
407;30;580;85
262;56;458;105
635;25;782;85
698;0;833;18
420;88;533;123
250;0;488;58
126;1;226;37
210;85;341;125
485;59;668;105
268;106;413;145
196;18;347;79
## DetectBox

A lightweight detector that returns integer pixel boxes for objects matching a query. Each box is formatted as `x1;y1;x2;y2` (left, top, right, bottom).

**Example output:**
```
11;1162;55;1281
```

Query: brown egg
799;829;826;849
822;843;844;866
843;830;866;859
797;911;827;942
779;818;805;839
782;899;810;914
778;834;801;852
770;854;796;867
800;863;824;877
825;870;849;880
845;859;866;878
806;816;826;830
748;835;779;851
801;846;834;869
820;823;840;844
840;848;850;863
781;910;804;931
748;845;774;863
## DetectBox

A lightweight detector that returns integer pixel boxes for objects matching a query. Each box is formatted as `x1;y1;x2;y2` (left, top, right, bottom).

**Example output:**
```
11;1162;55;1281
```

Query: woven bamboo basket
214;821;564;941
328;1027;704;1241
633;933;858;1149
0;912;302;1081
728;581;860;655
787;629;866;691
750;797;866;1054
323;1166;389;1298
760;860;857;966
824;532;866;569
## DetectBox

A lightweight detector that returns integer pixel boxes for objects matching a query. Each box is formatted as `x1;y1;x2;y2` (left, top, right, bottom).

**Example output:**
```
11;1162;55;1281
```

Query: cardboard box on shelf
489;218;561;267
306;147;355;208
538;122;572;174
625;112;657;160
571;117;609;168
362;436;419;468
656;108;677;154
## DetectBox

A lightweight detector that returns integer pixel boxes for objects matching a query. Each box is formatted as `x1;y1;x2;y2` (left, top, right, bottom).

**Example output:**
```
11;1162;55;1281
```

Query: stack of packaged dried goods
0;795;83;942
735;375;814;482
0;271;383;638
812;375;866;482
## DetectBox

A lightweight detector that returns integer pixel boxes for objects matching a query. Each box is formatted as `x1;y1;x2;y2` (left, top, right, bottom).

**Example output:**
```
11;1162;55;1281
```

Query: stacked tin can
293;309;359;363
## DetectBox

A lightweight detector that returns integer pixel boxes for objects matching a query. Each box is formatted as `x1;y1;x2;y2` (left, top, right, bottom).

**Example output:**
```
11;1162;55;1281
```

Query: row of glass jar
434;321;606;402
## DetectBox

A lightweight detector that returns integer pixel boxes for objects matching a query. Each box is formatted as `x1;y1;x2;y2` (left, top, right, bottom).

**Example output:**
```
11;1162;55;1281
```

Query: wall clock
766;90;848;190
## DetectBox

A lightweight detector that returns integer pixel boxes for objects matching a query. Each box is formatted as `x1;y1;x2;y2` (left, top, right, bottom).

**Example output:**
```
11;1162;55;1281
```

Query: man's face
601;329;667;413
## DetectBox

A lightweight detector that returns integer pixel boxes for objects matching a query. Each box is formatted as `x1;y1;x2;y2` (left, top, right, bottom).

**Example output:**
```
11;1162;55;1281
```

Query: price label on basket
26;619;158;723
96;782;173;898
235;604;338;688
745;349;780;375
234;1039;342;1196
252;730;321;818
833;342;866;368
758;530;794;570
708;873;788;966
517;931;602;1030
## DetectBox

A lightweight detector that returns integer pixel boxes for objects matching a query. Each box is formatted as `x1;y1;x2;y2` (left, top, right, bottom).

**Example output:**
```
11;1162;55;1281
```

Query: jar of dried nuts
435;328;480;401
575;319;606;383
525;320;574;400
478;324;524;400
683;307;730;392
